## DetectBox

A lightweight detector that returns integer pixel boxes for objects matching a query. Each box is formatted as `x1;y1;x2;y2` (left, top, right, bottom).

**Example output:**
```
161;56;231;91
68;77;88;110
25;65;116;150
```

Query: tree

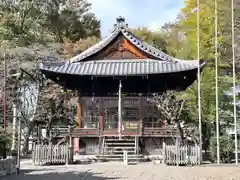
42;0;101;42
36;80;77;144
0;0;101;148
0;0;101;46
0;1;52;46
210;135;234;163
130;27;168;53
0;0;101;147
0;43;64;152
161;23;187;58
0;129;11;158
147;91;186;144
158;0;240;151
62;36;99;59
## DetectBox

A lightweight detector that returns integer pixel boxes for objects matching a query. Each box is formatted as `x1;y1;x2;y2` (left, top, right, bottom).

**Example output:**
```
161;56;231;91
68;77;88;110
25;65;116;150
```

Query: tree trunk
176;120;184;145
46;118;53;145
22;124;33;154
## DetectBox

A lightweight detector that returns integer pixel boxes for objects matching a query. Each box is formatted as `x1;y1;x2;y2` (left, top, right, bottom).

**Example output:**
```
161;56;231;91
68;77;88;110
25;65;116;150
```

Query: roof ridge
120;29;174;61
68;28;121;63
66;17;200;64
83;59;160;63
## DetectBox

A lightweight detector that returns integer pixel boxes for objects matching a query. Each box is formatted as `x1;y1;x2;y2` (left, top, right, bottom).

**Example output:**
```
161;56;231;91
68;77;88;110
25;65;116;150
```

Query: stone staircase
97;136;147;164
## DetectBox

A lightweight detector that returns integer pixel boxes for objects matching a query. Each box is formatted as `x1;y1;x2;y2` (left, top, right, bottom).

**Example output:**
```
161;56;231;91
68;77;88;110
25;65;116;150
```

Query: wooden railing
164;144;201;165
103;120;140;136
142;127;178;137
55;128;99;137
56;127;178;137
32;144;71;165
54;118;179;137
103;128;140;136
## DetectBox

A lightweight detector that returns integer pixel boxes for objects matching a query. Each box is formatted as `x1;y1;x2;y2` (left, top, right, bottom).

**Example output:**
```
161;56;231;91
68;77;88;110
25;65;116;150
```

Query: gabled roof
38;17;205;77
68;17;176;63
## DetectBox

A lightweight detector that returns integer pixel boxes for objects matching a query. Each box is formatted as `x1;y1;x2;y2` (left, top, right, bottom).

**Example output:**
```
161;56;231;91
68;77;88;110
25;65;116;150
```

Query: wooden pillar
118;80;122;139
98;97;104;155
76;92;81;154
139;96;143;136
99;97;104;135
77;95;82;128
100;113;104;136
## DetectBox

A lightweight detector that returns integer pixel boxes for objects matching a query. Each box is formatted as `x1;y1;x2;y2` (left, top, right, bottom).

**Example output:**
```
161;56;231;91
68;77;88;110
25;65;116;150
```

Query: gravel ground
2;160;240;180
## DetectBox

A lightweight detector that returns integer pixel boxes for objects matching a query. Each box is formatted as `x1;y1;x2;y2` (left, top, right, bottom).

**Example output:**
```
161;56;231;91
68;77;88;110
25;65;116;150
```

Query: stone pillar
123;150;128;165
162;141;166;164
68;126;73;164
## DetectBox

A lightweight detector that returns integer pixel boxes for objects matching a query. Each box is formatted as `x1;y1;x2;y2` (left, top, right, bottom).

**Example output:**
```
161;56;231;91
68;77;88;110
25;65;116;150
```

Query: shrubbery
209;135;234;163
0;130;11;159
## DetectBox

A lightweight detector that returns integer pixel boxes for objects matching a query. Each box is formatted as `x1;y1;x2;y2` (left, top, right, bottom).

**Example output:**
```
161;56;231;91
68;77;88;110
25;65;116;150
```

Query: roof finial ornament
114;16;128;29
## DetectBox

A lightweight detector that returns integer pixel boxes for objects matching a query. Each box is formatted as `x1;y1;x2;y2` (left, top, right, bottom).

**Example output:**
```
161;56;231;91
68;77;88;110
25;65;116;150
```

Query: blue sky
88;0;185;36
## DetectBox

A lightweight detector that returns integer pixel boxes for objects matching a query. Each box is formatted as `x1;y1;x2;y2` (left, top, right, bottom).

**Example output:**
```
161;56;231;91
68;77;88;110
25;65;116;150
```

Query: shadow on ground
1;169;119;180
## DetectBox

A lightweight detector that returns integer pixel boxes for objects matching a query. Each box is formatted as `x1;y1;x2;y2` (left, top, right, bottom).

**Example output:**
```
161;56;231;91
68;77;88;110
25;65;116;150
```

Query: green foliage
0;0;101;149
62;36;99;58
209;135;234;163
0;130;11;157
158;0;240;151
129;2;235;140
0;0;238;153
0;0;100;46
182;68;229;124
130;27;168;53
174;0;237;121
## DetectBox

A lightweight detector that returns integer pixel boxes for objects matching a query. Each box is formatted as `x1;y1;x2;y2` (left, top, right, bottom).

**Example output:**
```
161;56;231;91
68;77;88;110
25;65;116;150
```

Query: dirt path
2;160;240;180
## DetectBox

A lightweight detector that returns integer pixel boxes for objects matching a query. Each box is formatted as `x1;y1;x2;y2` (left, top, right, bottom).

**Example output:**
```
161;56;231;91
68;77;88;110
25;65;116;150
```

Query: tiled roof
39;59;204;76
38;17;205;76
68;27;174;63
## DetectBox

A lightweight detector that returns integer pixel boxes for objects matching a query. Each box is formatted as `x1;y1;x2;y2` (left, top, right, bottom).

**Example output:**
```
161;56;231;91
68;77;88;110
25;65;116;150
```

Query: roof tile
40;59;203;76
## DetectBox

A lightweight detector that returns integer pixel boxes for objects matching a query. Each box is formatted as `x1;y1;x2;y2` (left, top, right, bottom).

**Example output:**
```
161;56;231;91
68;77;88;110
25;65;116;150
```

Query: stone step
99;154;142;157
104;153;136;156
103;151;136;155
104;146;135;149
104;151;136;154
105;138;135;142
127;161;139;165
98;157;138;161
97;155;147;162
104;150;136;153
98;156;144;160
105;142;135;145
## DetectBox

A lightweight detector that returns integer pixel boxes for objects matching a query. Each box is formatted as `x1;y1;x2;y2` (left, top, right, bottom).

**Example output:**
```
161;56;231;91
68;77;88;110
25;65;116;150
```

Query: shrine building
38;17;205;161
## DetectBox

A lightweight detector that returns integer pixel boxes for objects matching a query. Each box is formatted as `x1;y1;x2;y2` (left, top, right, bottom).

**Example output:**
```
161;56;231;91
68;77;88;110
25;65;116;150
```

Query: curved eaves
66;26;204;64
68;28;121;63
121;29;174;61
39;59;204;76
